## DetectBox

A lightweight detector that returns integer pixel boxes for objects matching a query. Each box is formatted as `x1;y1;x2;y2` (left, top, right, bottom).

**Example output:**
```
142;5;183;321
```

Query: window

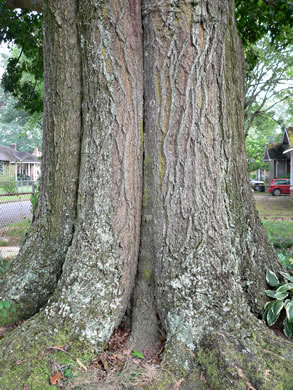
0;162;4;176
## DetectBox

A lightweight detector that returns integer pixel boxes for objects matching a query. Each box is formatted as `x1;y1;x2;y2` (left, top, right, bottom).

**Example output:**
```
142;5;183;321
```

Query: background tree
245;117;277;176
0;1;293;389
0;0;43;113
244;38;293;135
235;0;292;49
1;47;43;113
245;98;293;178
0;85;42;151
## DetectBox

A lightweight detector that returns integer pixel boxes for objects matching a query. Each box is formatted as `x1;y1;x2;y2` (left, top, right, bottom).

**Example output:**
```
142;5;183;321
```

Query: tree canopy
245;113;280;175
0;0;292;115
235;0;292;50
0;0;43;113
244;37;293;135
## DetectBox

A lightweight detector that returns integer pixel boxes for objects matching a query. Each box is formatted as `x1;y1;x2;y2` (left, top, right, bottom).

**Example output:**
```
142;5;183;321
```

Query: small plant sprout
263;270;293;338
131;349;145;359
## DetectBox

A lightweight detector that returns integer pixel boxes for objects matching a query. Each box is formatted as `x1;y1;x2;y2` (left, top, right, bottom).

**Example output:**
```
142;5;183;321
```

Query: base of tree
1;311;293;389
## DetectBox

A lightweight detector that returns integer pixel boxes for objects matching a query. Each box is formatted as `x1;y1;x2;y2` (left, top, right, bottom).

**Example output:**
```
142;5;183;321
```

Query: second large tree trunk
0;0;293;389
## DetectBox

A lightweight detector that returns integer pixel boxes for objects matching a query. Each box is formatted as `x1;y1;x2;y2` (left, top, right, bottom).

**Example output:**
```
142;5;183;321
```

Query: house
264;126;293;194
0;144;41;181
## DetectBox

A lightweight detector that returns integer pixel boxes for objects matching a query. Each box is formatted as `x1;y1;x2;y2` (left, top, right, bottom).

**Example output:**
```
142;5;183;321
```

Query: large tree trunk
0;0;82;321
1;0;293;389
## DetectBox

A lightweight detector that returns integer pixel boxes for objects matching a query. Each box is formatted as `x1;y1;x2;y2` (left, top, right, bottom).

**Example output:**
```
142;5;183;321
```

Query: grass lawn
0;220;31;247
254;193;293;268
0;194;31;203
254;193;293;220
0;185;33;203
254;193;293;241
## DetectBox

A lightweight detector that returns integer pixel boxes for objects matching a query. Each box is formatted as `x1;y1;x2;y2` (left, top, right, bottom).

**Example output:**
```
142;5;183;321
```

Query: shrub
1;180;17;194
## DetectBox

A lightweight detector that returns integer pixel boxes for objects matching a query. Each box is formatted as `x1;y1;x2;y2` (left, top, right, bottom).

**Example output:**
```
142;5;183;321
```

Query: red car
268;178;290;196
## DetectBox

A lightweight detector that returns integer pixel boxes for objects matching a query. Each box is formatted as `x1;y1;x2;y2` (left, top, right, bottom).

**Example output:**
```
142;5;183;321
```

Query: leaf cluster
245;116;279;172
235;0;293;50
263;270;293;338
0;0;43;113
243;33;293;134
0;298;16;317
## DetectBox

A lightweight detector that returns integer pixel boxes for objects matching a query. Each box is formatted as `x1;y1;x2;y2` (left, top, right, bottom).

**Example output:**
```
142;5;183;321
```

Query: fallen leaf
76;358;87;371
99;355;109;371
247;383;256;390
49;372;62;385
200;372;207;383
167;378;184;390
264;369;271;378
114;353;125;360
48;345;65;352
16;359;26;365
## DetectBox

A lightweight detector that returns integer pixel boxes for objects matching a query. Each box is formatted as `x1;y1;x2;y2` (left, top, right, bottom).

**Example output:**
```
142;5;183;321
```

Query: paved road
0;200;32;228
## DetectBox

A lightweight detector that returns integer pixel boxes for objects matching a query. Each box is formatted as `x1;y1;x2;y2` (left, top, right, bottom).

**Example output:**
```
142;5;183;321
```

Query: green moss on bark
195;330;293;390
143;268;153;282
0;314;96;390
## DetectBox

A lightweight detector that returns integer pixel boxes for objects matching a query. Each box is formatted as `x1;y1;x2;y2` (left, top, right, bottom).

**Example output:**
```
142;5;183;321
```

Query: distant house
0;144;41;181
264;127;293;194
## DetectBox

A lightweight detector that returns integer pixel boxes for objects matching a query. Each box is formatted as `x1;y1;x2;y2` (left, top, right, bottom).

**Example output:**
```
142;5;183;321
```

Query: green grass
0;220;31;247
255;197;293;220
262;220;293;240
0;258;10;275
0;194;31;203
254;194;293;269
262;220;293;249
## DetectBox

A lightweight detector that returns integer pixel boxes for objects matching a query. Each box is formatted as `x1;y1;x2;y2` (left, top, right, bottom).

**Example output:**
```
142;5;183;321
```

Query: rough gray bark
0;0;82;320
136;4;293;387
1;0;293;389
43;0;143;344
0;2;143;385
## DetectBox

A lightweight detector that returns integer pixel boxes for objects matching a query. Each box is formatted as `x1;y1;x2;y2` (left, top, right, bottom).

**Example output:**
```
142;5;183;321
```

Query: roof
264;143;289;161
264;126;293;161
0;145;40;163
287;127;293;146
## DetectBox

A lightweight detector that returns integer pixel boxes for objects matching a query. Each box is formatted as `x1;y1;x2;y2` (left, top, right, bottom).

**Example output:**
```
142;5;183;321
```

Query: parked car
268;178;290;196
250;179;265;192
